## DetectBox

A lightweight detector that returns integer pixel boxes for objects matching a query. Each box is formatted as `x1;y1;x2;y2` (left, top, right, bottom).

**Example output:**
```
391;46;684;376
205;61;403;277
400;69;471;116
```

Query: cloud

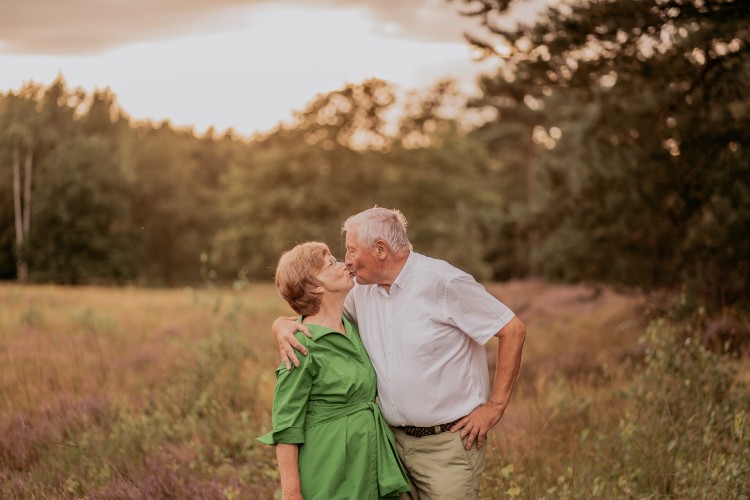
322;0;477;43
327;0;555;43
0;0;550;55
0;0;256;54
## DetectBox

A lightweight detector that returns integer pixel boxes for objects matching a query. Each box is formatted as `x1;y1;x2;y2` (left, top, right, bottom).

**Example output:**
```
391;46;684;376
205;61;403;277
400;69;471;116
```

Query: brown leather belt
397;418;462;438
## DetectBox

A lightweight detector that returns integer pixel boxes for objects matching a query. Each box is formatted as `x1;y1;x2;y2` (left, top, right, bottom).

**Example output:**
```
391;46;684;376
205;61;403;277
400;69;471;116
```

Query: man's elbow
499;316;526;344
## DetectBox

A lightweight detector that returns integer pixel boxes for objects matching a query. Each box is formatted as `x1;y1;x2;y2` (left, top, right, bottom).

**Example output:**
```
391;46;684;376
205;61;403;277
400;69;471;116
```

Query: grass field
1;281;747;498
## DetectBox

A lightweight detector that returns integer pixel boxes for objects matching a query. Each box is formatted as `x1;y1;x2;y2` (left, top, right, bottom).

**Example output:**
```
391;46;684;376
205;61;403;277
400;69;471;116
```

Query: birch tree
1;86;39;282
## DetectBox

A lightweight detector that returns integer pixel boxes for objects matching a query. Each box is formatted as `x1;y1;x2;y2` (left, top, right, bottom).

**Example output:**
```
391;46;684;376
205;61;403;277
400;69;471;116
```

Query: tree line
1;0;747;308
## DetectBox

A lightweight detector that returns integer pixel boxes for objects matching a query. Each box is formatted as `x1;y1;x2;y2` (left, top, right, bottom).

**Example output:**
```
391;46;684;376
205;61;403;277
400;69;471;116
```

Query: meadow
1;282;747;498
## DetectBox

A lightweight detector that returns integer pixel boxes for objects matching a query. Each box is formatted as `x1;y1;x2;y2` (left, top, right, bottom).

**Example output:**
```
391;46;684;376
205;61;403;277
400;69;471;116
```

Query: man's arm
273;317;312;370
452;315;526;450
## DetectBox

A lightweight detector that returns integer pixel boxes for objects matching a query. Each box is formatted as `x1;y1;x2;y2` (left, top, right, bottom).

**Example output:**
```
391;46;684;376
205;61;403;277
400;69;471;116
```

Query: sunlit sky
0;0;552;136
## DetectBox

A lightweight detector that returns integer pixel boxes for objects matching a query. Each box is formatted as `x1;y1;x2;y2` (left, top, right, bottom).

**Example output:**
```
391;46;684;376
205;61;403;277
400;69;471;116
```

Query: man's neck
378;250;410;294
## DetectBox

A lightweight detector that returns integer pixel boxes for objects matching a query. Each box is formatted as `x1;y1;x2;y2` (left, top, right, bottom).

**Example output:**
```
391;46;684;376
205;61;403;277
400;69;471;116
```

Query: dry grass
0;283;287;497
1;281;746;498
486;280;646;398
1;284;282;413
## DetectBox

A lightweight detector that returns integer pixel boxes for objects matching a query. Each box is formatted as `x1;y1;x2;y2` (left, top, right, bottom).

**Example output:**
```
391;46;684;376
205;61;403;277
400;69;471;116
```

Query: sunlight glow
0;5;476;136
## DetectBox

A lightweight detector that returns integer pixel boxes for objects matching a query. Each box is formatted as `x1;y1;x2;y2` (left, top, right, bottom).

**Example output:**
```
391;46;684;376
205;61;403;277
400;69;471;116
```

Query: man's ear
375;240;388;260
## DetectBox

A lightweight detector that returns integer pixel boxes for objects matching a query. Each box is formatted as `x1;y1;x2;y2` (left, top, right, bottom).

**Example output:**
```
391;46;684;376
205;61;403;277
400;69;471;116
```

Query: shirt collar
297;315;353;341
390;250;418;291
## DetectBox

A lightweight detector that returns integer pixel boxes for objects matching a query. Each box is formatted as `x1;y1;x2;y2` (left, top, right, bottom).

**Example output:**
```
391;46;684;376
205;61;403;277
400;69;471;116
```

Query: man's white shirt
344;251;516;427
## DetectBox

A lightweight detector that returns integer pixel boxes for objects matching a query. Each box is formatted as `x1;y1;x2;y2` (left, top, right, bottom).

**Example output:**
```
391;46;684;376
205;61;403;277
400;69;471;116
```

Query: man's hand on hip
451;401;506;450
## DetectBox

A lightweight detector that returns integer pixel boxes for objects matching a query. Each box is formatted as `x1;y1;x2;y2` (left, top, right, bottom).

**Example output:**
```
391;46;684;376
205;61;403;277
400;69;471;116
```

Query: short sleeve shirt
344;251;516;427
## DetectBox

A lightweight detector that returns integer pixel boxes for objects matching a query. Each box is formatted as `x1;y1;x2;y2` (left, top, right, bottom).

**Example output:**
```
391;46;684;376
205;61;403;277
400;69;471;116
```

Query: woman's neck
303;294;347;333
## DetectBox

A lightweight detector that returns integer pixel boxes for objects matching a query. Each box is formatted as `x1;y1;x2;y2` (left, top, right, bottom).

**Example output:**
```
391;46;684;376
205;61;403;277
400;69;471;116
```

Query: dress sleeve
443;273;516;346
257;333;315;445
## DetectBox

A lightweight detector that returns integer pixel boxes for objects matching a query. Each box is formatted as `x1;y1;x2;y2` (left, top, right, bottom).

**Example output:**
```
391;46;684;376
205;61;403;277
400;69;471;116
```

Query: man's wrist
487;399;508;409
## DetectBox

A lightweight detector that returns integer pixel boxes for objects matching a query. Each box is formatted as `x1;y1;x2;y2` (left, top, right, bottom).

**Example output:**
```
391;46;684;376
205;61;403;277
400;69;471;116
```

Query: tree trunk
12;143;28;283
23;146;33;236
526;129;538;277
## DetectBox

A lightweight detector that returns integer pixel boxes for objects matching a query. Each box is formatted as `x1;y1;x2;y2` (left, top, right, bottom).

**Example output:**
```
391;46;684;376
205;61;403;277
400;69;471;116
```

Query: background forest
2;0;748;309
1;0;749;497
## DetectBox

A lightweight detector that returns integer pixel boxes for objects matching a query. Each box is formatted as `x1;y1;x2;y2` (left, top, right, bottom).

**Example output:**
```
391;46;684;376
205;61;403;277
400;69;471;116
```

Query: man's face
344;228;380;285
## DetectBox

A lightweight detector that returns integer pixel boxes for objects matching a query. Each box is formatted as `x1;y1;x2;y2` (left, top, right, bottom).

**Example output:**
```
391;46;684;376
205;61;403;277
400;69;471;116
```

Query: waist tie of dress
305;401;409;498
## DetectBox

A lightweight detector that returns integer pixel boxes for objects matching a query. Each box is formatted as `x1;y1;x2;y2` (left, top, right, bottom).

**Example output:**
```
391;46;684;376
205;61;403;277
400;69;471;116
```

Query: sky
0;0;553;136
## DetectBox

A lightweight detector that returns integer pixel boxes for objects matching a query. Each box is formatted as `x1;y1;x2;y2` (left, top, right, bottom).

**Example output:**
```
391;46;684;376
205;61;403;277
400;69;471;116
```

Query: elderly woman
258;242;409;500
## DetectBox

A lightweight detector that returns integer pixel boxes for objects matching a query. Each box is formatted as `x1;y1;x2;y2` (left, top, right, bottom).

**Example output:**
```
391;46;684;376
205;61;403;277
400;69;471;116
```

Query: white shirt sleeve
443;273;515;345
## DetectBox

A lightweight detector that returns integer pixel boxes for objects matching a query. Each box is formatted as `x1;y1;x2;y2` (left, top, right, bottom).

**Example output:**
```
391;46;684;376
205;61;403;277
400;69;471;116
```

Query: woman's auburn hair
274;242;330;316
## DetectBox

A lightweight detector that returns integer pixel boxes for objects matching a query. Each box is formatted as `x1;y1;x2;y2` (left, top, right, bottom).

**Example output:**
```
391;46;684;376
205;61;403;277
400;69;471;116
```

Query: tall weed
0;290;278;497
483;315;750;498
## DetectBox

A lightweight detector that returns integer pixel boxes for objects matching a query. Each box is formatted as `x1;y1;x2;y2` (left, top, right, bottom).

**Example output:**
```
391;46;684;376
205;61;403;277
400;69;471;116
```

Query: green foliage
127;125;228;285
619;319;750;497
483;314;750;498
2;1;748;305
212;128;368;280
30;136;135;283
464;0;750;304
0;77;249;285
212;78;503;280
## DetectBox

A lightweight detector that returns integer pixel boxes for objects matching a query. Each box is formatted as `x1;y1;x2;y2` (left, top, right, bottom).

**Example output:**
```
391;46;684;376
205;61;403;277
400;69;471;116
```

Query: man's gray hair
342;207;413;255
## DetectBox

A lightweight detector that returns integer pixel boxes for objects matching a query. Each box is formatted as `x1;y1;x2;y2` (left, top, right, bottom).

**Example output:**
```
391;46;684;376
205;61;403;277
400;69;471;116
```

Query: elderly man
273;207;526;499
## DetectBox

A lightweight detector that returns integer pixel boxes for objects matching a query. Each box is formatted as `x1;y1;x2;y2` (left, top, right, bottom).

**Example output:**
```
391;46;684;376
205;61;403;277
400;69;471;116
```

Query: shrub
483;314;750;498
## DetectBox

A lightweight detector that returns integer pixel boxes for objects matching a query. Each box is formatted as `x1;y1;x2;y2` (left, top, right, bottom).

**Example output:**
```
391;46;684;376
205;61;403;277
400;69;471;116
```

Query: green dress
258;316;409;500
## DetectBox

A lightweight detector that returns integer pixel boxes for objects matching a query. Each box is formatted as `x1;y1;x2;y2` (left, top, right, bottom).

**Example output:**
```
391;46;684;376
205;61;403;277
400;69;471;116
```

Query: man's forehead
344;229;358;245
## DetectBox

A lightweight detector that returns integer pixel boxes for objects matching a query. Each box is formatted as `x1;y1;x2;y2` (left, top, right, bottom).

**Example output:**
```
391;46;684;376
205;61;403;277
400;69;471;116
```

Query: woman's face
314;253;355;294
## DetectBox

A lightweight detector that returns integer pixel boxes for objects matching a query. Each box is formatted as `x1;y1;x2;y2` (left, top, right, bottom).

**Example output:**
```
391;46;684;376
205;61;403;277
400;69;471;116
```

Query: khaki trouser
392;426;486;500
